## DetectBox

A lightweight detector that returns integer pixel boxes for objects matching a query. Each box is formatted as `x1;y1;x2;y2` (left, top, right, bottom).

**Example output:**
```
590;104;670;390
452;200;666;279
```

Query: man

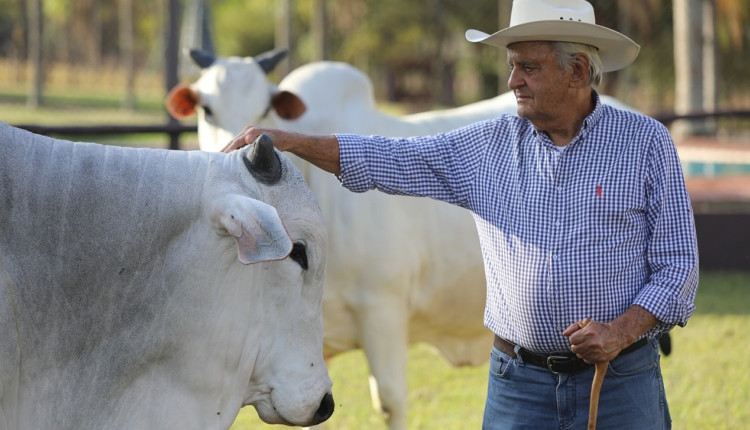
223;1;698;428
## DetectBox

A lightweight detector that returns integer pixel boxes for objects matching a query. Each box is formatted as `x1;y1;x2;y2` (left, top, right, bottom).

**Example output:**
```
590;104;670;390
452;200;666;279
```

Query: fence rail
15;122;196;150
651;109;750;124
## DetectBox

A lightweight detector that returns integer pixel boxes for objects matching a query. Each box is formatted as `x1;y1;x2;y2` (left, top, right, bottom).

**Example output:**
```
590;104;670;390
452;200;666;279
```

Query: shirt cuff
632;281;696;328
336;133;374;193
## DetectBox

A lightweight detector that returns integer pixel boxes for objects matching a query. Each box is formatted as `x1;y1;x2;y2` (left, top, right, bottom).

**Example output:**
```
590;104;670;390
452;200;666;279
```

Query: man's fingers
220;135;245;153
562;321;584;337
221;128;259;153
220;140;236;153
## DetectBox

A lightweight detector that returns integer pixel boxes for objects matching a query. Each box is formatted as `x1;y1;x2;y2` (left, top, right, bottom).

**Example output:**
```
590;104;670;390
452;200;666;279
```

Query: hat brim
466;21;640;72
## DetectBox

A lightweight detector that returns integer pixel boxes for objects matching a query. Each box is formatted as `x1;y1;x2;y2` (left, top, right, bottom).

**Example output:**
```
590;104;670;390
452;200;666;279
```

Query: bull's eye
202;105;214;117
289;242;308;270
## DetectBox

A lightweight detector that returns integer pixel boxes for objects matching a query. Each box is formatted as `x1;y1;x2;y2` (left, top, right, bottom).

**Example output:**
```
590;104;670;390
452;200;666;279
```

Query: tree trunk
180;0;215;80
275;0;294;77
607;0;634;99
702;0;717;135
89;0;102;68
165;0;182;150
673;0;705;137
311;0;327;61
27;0;43;108
120;0;136;111
497;0;512;92
431;0;451;106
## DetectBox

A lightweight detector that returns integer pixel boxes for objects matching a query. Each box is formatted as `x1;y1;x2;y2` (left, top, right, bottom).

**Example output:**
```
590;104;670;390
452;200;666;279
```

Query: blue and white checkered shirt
336;92;699;353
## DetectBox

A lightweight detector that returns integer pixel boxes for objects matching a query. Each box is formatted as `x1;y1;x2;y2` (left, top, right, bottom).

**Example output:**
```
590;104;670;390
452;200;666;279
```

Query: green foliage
2;1;750;119
211;0;276;58
0;0;19;55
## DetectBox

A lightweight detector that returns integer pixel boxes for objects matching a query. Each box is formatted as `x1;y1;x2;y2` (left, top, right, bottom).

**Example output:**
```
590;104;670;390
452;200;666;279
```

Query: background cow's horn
243;134;282;184
188;49;216;69
255;49;288;74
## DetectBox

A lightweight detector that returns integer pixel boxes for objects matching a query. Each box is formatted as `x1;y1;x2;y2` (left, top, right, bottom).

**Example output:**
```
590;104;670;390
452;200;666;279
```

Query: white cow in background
166;50;636;430
0;124;333;430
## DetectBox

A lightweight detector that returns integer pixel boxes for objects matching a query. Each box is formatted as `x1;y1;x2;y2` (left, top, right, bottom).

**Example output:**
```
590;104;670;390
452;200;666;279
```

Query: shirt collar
531;89;605;147
583;89;605;136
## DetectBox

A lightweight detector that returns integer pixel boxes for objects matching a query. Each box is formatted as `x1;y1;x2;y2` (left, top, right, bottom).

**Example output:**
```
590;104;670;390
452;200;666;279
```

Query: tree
275;0;294;76
180;0;215;80
673;0;706;137
120;0;136;111
311;0;327;61
703;0;718;134
26;0;42;108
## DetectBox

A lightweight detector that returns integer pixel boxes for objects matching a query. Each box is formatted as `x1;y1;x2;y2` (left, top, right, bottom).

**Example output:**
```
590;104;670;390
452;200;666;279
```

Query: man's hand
222;126;342;175
563;305;659;364
221;126;291;153
563;319;625;363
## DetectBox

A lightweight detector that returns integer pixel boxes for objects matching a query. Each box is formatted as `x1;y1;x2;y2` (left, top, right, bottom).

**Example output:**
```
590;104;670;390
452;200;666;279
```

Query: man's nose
507;68;523;90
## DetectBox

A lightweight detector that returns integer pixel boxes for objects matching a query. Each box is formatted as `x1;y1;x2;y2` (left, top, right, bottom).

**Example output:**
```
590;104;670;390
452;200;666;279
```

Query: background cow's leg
359;297;410;430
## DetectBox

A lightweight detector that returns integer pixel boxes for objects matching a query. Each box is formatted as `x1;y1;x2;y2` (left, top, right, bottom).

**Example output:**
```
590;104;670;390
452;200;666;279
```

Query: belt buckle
546;355;576;374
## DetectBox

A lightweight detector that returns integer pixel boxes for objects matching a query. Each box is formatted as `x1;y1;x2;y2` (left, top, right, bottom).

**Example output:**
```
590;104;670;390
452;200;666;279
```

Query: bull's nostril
312;392;335;425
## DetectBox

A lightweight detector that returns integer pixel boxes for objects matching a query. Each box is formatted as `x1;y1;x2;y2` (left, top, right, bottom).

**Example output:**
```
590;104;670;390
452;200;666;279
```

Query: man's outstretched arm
222;126;342;176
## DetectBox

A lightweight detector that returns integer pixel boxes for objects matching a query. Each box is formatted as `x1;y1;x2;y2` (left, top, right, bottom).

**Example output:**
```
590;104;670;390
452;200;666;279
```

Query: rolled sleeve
636;125;699;333
634;267;698;329
336;133;374;193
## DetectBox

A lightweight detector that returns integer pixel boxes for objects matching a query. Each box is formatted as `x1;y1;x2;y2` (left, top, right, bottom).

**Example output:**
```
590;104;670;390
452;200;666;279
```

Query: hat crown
510;0;596;27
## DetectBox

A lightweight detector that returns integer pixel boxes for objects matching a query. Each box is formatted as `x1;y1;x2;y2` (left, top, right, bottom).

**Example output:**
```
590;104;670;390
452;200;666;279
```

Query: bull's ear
165;85;198;119
213;195;292;265
271;90;307;120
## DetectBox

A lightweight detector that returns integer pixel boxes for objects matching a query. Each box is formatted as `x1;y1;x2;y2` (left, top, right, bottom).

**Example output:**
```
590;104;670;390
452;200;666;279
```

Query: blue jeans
482;338;671;429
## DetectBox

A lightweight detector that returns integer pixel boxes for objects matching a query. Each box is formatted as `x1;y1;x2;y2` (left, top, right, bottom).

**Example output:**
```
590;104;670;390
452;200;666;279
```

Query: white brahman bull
0;123;333;430
165;50;636;430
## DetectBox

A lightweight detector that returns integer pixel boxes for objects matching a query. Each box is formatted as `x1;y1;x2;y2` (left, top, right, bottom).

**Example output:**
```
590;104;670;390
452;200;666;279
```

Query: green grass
230;271;749;429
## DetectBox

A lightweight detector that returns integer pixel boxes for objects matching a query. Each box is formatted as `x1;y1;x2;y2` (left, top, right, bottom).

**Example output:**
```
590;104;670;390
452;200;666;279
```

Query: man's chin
516;108;531;119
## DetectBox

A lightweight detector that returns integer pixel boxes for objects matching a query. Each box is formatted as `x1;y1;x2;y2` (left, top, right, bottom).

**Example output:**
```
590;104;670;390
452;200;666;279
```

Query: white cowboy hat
465;0;640;72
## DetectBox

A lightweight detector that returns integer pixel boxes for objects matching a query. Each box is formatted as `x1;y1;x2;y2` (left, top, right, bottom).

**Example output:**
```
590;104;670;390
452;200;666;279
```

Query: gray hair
549;41;603;87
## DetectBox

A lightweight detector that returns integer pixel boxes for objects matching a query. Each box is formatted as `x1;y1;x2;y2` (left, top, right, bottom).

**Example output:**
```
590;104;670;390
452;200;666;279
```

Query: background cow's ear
271;91;307;120
165;85;199;119
213;195;292;264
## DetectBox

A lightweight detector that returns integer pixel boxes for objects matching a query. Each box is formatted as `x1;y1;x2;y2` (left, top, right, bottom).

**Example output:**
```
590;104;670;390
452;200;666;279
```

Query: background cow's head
165;49;307;151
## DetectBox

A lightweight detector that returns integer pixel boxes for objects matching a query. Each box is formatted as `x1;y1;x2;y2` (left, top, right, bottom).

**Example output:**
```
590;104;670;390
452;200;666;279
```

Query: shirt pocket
587;180;648;235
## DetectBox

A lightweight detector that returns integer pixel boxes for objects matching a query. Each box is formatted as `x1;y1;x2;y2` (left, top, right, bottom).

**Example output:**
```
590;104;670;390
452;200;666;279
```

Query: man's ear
569;53;591;88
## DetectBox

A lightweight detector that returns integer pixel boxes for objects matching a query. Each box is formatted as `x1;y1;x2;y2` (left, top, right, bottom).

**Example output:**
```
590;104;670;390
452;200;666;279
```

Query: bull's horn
188;48;216;68
255;49;288;74
243;134;282;184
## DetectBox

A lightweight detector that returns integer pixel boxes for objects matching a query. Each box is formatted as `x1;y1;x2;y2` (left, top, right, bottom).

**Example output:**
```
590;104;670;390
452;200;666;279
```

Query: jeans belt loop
513;344;525;365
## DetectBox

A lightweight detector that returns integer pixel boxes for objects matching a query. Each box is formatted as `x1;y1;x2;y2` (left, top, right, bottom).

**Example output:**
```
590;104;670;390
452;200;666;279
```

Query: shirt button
556;186;562;192
552;254;559;261
554;220;561;227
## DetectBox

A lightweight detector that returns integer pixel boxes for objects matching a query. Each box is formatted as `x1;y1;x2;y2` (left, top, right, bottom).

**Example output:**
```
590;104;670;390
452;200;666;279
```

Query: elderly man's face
506;41;572;126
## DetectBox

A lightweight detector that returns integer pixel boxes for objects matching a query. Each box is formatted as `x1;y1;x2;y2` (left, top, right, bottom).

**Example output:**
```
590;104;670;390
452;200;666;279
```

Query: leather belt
493;335;649;374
